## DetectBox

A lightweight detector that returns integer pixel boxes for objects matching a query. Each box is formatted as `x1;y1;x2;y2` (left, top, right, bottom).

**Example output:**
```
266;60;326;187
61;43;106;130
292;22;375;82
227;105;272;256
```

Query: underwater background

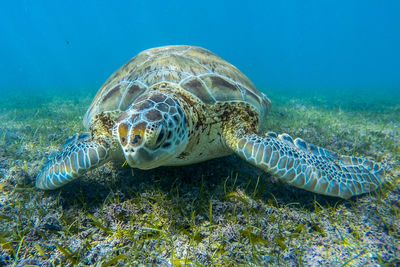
0;1;399;266
1;0;400;94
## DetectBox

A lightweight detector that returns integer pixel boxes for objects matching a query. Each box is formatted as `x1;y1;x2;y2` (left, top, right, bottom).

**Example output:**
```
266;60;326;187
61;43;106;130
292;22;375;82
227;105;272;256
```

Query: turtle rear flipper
230;132;387;199
36;133;111;190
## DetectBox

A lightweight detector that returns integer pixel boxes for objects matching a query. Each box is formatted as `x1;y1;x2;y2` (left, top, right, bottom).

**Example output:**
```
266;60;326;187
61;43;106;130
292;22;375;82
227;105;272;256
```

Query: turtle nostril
130;148;135;152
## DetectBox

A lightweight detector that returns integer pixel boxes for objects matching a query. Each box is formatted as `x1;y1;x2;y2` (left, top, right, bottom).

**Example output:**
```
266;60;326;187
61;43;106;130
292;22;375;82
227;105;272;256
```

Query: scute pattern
83;45;270;129
181;77;215;104
201;75;244;102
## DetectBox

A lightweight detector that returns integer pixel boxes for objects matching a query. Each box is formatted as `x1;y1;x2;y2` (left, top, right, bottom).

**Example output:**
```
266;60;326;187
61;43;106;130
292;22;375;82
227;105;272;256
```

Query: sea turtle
36;45;387;199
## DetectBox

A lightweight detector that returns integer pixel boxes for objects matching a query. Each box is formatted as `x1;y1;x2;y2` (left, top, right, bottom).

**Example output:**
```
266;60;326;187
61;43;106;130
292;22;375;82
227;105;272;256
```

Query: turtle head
114;92;189;169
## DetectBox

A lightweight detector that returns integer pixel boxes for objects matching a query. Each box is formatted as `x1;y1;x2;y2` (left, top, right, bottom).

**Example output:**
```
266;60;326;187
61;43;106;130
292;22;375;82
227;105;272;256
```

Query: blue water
1;0;399;94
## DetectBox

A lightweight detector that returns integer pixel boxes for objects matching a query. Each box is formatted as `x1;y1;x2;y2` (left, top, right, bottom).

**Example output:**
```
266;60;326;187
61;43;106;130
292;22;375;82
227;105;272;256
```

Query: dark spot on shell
183;78;202;90
102;85;120;102
128;83;141;94
210;76;236;91
181;77;215;104
119;82;147;110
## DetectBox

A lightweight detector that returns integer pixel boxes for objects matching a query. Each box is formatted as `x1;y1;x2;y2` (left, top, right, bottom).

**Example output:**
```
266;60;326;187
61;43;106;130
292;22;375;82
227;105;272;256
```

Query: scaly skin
224;129;387;199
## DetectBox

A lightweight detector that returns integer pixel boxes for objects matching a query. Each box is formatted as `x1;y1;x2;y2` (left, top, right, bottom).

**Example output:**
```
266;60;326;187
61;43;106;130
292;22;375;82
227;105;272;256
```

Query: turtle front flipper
229;132;387;199
36;133;111;190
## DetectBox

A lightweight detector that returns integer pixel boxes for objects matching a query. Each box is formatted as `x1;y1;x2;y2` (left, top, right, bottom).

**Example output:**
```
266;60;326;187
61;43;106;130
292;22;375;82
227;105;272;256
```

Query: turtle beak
125;146;175;170
125;147;155;169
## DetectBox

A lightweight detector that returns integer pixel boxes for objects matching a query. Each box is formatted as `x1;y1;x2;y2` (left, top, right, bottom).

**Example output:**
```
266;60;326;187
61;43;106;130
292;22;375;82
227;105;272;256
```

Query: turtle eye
131;134;142;145
130;122;146;147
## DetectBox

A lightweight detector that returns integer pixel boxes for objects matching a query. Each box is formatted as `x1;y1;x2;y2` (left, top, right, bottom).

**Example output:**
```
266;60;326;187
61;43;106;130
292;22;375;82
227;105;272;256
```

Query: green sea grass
0;88;398;266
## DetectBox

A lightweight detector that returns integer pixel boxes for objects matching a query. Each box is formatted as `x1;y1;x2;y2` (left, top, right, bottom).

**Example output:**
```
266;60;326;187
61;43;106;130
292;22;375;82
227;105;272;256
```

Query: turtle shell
83;45;270;129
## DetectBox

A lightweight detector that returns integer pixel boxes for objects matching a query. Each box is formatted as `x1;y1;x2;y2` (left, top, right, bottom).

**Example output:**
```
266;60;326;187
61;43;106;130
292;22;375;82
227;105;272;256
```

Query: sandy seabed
0;88;399;266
